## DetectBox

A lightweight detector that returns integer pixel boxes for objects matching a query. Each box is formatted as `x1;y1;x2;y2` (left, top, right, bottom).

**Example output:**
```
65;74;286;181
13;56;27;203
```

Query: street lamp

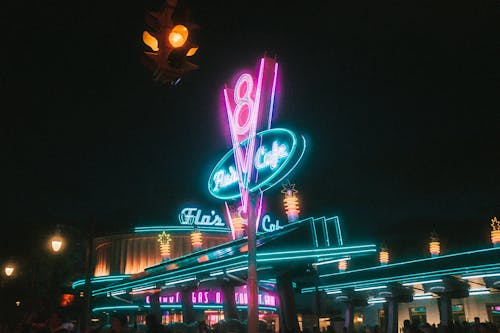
50;234;64;253
50;222;95;333
4;265;14;277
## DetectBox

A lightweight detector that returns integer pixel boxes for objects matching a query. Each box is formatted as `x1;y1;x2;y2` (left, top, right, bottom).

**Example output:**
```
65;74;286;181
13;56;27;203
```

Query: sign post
247;192;259;333
208;56;306;332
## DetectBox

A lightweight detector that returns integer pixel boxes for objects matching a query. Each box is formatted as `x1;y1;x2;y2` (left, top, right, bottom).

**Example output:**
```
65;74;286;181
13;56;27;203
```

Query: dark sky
2;0;499;261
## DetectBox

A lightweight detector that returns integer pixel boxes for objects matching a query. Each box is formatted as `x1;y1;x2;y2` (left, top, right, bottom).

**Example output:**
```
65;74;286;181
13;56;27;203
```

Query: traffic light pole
247;193;259;333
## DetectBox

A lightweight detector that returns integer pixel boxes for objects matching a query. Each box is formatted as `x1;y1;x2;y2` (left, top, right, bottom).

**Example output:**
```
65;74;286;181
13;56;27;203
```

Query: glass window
452;304;465;324
409;307;427;325
488;304;500;326
378;309;386;330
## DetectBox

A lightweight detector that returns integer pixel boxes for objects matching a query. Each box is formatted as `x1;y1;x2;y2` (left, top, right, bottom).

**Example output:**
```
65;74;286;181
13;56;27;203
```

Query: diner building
71;210;500;332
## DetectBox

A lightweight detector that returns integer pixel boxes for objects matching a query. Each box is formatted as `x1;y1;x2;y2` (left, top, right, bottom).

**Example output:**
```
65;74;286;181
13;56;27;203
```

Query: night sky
2;0;499;262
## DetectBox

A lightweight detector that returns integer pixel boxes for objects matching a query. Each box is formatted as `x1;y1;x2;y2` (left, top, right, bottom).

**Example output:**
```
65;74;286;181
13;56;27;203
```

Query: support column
315;286;321;330
277;274;300;333
437;294;453;327
150;291;162;325
221;283;239;320
385;298;399;333
181;288;195;324
247;193;259;333
344;301;354;333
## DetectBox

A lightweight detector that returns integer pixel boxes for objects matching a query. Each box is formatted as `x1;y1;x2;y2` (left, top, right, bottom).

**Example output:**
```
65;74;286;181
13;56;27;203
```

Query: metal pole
81;220;95;333
247;193;258;333
315;285;321;330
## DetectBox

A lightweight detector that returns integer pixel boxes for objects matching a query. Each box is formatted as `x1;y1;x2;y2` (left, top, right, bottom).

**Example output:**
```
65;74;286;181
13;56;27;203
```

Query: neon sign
208;57;306;239
223;60;266;214
260;215;284;233
209;128;305;200
145;289;277;307
178;207;225;227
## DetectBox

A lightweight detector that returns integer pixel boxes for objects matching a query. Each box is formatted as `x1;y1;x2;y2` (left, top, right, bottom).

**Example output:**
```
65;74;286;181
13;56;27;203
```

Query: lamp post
1;262;16;333
50;221;95;333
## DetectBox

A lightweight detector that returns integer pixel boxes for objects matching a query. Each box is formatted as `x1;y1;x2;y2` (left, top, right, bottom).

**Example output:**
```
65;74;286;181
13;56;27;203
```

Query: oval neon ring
208;128;306;200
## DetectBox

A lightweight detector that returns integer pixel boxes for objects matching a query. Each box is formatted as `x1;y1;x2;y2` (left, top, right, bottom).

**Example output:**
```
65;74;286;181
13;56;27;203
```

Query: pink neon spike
224;201;236;240
224;58;266;214
267;62;279;130
255;190;264;233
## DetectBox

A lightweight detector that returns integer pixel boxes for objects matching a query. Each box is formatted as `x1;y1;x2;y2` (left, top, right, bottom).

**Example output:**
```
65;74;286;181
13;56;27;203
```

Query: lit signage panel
259;214;284;233
208;128;306;200
145;289;277;307
208;56;306;240
178;207;225;227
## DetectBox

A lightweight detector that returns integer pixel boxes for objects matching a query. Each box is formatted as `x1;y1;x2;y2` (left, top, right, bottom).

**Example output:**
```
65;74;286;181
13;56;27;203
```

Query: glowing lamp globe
379;249;389;265
283;193;300;220
281;182;300;222
429;241;440;256
51;236;63;252
429;233;440;257
4;265;14;277
491;217;500;247
168;25;189;48
232;216;246;239
338;260;347;272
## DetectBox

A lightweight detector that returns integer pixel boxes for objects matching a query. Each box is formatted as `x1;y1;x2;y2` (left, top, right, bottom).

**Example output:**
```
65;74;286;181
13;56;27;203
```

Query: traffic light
142;0;199;85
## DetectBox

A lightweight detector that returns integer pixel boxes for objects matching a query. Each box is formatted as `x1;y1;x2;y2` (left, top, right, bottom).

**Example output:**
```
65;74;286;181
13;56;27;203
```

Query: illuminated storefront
68;56;500;333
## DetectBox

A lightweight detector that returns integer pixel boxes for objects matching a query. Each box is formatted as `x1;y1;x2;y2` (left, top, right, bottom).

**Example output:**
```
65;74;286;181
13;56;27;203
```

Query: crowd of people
399;318;499;333
7;311;499;333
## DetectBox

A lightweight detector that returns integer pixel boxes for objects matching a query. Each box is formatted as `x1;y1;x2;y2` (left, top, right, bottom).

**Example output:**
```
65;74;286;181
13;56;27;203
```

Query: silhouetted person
472;318;481;333
145;314;162;333
109;315;129;333
48;310;69;333
403;320;412;333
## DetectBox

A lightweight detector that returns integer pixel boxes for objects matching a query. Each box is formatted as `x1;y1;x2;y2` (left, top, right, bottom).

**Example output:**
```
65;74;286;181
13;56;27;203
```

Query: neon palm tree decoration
158;231;172;261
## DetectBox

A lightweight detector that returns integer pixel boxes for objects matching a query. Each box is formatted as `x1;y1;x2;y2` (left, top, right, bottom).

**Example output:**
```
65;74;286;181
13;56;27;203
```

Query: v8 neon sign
208;57;306;238
223;60;266;214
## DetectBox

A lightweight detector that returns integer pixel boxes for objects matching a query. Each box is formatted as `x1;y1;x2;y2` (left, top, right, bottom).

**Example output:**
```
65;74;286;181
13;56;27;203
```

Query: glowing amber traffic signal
186;47;198;57
142;3;199;85
168;25;189;48
142;31;159;52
